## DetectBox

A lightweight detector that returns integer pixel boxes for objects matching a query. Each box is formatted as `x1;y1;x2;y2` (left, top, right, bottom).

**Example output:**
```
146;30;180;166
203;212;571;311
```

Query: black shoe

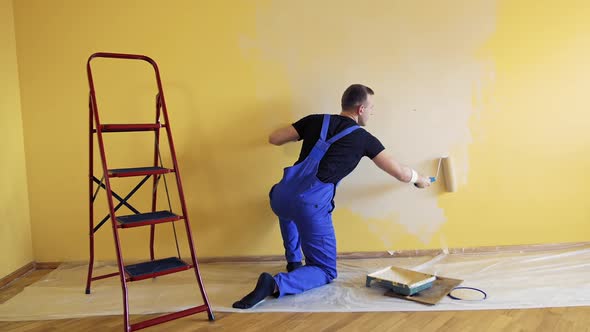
232;272;276;309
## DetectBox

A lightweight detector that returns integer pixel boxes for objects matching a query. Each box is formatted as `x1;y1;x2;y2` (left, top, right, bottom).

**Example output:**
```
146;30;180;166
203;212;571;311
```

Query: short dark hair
341;84;374;110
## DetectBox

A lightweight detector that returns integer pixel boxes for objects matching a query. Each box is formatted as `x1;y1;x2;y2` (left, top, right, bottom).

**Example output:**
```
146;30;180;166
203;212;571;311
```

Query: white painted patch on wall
247;0;496;244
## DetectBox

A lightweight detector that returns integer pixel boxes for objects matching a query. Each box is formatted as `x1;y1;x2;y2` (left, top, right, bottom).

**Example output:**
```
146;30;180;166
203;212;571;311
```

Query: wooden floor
1;269;589;332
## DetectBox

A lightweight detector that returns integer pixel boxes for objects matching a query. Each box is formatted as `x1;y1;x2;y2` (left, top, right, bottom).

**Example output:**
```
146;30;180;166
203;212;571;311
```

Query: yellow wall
0;0;33;278
11;0;590;263
440;0;590;247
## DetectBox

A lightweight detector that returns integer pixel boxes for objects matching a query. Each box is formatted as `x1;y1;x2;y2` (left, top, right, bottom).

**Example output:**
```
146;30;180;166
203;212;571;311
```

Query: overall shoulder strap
319;114;330;141
326;125;361;144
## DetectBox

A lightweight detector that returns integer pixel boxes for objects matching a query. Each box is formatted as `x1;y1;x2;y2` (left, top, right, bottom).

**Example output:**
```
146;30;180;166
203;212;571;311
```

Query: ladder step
117;211;182;228
108;166;173;178
125;257;190;281
96;123;164;133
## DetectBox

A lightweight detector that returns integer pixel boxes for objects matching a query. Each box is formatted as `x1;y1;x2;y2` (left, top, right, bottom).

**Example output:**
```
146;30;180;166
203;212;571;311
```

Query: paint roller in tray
416;156;457;192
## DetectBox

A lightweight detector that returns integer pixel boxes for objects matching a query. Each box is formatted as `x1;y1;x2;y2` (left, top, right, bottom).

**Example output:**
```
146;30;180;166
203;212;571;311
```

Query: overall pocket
296;180;334;218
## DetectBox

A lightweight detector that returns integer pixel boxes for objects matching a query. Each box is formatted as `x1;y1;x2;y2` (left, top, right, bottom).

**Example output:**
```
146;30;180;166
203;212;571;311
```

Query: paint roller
440;156;457;192
417;156;457;192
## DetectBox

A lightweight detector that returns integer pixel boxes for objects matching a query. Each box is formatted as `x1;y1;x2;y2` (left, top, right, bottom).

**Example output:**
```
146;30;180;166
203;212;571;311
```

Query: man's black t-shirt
292;114;385;184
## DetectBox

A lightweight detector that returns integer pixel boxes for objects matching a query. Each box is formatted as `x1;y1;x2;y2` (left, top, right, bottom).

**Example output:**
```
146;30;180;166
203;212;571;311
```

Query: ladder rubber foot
208;312;215;321
85;289;91;294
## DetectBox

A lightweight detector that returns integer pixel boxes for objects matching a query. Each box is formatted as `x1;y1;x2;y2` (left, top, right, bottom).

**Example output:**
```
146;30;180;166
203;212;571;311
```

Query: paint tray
366;266;436;296
384;275;463;305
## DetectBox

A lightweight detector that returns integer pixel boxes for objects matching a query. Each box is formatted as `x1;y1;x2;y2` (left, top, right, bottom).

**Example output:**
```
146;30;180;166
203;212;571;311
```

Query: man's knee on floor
323;265;337;281
306;261;337;281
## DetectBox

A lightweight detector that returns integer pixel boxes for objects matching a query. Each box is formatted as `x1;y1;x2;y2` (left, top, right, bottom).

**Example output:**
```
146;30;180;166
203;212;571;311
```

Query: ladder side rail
86;95;95;294
156;68;214;319
150;94;162;261
86;56;132;331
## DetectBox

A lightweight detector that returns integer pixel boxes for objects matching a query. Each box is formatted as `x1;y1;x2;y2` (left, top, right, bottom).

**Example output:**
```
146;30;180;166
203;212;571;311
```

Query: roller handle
414;177;436;188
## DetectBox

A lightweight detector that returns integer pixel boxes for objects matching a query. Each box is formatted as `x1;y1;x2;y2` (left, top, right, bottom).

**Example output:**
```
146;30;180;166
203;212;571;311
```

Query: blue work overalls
269;114;360;296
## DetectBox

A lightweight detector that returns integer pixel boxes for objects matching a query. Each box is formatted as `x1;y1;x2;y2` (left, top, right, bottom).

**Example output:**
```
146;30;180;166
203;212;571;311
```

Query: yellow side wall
12;0;590;263
0;0;33;278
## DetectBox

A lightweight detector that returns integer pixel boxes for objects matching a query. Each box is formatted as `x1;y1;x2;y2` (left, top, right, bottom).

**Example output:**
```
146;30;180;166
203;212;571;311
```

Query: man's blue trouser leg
274;213;337;296
279;217;302;263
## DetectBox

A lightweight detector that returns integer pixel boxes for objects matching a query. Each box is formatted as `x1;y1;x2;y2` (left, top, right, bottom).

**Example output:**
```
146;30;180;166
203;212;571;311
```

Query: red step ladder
85;52;214;331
